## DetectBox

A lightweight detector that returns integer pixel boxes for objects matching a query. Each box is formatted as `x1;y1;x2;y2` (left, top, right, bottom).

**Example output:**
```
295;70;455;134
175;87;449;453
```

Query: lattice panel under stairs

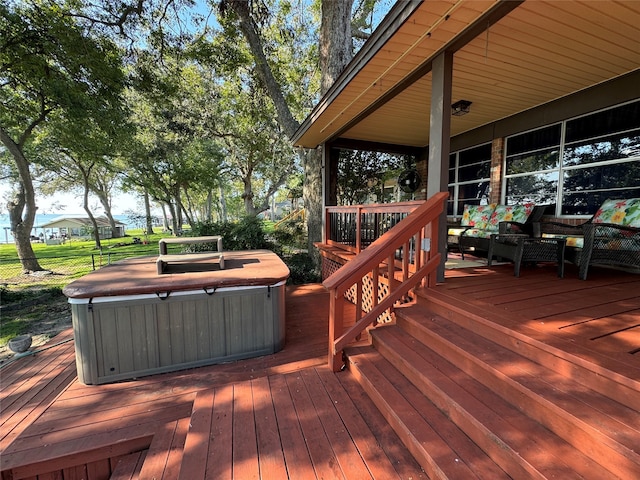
321;256;400;324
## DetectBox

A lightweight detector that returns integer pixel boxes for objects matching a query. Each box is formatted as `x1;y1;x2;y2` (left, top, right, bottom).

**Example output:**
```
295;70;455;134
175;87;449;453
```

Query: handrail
323;192;448;370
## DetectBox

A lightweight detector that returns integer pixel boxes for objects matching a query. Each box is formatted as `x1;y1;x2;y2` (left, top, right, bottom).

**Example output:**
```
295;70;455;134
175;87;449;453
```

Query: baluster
372;266;379;325
403;241;410;283
356;207;363;253
329;291;344;372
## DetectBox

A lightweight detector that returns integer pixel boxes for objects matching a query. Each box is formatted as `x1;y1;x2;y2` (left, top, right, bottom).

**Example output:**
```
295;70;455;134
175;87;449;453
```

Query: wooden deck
1;262;639;479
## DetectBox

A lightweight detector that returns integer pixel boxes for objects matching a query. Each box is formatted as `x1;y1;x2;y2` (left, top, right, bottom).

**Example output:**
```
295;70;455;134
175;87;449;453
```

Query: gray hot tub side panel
71;284;286;385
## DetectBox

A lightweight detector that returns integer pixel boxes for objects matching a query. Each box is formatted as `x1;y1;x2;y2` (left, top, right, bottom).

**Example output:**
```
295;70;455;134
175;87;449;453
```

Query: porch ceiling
293;0;640;149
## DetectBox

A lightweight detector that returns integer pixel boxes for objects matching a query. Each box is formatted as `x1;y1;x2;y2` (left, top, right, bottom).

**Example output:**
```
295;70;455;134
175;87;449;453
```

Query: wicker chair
540;198;640;280
451;204;549;259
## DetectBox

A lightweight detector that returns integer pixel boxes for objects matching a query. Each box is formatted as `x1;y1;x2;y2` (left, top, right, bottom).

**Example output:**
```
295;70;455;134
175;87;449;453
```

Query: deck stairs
344;286;640;480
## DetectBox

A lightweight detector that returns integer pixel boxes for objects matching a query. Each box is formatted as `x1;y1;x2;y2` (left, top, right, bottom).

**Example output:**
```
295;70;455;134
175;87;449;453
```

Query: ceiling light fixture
451;100;472;116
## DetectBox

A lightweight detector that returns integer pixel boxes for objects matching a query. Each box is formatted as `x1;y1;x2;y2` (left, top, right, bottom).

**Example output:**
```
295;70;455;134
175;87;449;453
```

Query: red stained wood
137;421;180;479
267;374;316;480
285;371;344;479
232;382;259;479
251;376;288;480
204;384;233;480
2;272;639;479
298;368;372;479
110;451;146;480
179;389;214;479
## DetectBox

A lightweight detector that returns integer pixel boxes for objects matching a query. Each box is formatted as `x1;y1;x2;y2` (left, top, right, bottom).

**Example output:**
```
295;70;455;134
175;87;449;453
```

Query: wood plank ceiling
294;0;640;149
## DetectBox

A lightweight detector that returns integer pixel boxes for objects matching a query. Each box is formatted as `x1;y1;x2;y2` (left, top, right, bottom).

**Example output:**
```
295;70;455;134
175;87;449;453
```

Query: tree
337;150;408;205
217;0;369;263
0;0;129;271
124;58;226;234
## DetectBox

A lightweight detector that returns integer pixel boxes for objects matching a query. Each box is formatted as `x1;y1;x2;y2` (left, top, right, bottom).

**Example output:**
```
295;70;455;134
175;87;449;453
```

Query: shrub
285;253;321;285
188;216;277;252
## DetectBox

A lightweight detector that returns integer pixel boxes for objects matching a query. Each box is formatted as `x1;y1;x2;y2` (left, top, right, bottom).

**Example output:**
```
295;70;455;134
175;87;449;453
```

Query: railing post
328;290;345;372
356;207;363;253
325;209;331;243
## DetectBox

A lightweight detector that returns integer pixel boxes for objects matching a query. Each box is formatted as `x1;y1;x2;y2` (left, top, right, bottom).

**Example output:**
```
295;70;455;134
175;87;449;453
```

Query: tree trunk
320;0;354;93
219;185;228;223
159;202;169;231
95;190;119;238
144;190;155;235
0;127;43;272
7;185;42;272
226;0;354;261
81;168;102;249
302;148;323;260
242;176;257;217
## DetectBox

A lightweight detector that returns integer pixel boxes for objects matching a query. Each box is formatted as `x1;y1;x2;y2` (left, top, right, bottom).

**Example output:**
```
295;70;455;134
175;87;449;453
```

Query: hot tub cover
63;249;290;299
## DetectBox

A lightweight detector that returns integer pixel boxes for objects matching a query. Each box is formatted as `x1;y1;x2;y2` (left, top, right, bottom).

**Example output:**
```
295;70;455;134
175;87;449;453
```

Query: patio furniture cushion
487;203;535;232
542;233;584;248
460;204;497;230
592;198;640;227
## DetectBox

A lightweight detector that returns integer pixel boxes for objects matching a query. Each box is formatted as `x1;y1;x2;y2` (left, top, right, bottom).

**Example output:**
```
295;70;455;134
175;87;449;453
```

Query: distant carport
37;216;125;243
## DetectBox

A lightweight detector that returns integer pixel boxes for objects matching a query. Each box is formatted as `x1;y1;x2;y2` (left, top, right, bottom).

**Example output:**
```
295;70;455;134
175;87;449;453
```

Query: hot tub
63;250;289;385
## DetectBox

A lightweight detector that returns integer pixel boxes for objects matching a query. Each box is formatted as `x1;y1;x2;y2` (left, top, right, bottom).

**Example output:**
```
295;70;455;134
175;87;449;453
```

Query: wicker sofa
448;203;546;259
540;198;640;280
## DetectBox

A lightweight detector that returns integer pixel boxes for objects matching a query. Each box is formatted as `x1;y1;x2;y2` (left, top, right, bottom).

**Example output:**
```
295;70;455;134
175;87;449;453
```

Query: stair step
416;287;640;412
348;305;640;478
137;419;189;480
110;450;147;479
368;324;623;479
346;345;509;480
394;303;640;479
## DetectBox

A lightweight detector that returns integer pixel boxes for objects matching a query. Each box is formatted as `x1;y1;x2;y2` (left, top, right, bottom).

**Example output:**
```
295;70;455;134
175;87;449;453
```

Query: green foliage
272;218;307;249
285;253;320;284
189;216;276;252
338;149;413;205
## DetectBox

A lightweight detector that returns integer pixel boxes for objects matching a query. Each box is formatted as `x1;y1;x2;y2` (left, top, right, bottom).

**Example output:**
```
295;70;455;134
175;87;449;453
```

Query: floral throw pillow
461;204;497;230
592;199;640;227
486;203;535;231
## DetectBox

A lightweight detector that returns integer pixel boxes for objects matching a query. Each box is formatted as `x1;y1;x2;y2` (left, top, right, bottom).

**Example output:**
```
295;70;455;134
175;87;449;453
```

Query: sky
0;185;144;216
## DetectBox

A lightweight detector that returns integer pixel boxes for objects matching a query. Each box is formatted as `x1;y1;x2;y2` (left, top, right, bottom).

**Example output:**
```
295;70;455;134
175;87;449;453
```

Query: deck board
1;265;639;479
252;376;289;480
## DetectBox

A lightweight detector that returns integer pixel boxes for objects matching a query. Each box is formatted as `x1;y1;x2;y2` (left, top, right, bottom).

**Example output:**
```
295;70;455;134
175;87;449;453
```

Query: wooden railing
325;201;423;254
323;192;448;371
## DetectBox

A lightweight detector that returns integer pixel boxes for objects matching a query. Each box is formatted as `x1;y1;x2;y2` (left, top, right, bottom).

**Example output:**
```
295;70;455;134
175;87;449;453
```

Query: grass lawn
0;229;175;347
0;229;172;285
0;222;310;349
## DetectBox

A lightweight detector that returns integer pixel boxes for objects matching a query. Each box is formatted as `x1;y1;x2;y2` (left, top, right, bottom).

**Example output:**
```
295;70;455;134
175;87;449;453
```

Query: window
504;100;640;217
448;143;491;216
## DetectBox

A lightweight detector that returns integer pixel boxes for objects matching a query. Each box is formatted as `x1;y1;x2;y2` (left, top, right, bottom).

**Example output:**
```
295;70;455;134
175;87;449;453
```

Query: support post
428;51;453;283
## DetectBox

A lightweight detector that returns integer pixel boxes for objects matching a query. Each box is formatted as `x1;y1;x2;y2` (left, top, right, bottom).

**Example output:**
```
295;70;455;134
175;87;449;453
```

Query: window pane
506;124;561;156
459;143;491;166
563;160;640;193
458;161;491;182
561;189;640;215
457;181;490;214
564;132;640;166
447;186;455;215
565;100;640;143
506;148;560;175
505;172;558;205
